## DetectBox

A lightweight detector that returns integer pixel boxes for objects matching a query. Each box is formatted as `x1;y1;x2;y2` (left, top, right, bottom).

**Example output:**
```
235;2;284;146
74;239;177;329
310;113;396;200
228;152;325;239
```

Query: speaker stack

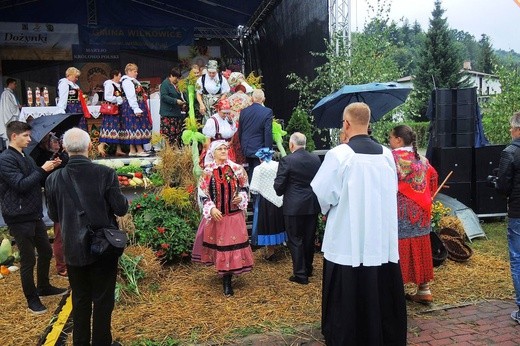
429;87;507;215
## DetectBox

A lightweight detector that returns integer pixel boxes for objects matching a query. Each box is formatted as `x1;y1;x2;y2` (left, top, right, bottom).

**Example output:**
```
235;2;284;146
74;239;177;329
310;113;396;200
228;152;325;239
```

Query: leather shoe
405;293;433;305
289;276;309;285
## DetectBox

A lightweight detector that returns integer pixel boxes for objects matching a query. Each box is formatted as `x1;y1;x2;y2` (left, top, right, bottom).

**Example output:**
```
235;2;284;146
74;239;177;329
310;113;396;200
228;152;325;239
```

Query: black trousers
67;252;119;346
9;220;53;302
284;214;317;280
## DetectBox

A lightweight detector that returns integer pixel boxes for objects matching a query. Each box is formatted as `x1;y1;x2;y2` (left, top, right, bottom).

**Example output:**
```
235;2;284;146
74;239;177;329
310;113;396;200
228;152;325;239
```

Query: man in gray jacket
46;128;128;345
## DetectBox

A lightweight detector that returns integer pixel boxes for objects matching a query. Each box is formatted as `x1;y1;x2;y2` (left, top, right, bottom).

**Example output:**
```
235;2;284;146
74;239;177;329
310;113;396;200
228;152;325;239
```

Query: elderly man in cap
196;60;231;123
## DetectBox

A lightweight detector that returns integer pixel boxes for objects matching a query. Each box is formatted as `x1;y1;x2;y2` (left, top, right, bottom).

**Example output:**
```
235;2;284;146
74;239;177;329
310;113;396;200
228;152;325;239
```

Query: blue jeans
508;218;520;308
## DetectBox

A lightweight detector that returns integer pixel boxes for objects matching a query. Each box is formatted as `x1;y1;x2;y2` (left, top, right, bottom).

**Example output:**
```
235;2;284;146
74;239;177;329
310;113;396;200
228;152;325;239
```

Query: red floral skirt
398;234;434;284
201;211;254;275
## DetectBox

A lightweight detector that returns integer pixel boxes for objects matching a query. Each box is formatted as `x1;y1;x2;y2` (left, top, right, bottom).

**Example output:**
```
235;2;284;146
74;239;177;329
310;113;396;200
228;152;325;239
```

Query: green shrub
129;192;199;262
284;107;316;152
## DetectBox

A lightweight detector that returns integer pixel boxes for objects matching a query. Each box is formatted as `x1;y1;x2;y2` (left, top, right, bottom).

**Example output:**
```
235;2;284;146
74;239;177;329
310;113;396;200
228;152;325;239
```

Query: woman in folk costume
201;98;237;164
389;124;438;304
249;148;286;260
228;84;252;165
56;67;89;130
120;63;152;157
198;140;254;297
98;69;125;157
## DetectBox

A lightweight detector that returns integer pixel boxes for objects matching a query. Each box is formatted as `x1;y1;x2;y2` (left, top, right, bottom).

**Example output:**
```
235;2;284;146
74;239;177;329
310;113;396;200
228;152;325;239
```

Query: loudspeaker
431;147;472;183
442;182;473;208
474;145;506;181
474;182;507;214
432;88;477;148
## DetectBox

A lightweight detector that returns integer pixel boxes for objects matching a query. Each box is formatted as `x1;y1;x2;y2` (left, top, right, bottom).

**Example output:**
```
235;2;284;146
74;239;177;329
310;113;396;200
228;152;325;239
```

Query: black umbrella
311;82;412;128
25;113;83;158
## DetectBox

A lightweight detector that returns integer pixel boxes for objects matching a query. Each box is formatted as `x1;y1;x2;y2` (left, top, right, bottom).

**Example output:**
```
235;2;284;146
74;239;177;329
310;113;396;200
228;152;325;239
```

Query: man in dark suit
238;89;273;180
274;132;321;284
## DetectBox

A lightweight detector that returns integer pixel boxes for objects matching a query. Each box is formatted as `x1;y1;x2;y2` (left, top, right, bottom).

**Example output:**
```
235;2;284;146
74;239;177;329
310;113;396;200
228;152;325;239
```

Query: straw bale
439;216;466;238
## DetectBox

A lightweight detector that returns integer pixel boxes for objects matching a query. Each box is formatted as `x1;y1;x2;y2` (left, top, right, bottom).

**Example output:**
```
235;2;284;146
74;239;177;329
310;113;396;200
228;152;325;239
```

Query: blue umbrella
312;82;412;128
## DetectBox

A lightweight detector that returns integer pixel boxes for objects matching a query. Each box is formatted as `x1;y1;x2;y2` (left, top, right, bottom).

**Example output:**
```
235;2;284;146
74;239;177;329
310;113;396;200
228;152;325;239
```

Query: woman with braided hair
389;124;438;305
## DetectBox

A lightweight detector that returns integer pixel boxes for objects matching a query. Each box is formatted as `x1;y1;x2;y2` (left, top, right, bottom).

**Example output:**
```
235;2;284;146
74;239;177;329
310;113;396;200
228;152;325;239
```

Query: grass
472;218;509;261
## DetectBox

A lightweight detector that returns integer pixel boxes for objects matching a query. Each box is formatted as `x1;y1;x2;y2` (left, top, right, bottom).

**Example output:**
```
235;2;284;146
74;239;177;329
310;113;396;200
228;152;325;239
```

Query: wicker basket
439;227;473;262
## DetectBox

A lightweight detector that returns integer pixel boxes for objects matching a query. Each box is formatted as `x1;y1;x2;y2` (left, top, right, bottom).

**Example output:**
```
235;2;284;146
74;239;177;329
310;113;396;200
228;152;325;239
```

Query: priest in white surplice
0;78;21;141
311;102;407;346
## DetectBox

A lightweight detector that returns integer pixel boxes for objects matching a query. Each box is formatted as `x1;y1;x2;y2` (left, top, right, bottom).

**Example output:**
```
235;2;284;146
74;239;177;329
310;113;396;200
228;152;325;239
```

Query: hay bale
439;216;465;238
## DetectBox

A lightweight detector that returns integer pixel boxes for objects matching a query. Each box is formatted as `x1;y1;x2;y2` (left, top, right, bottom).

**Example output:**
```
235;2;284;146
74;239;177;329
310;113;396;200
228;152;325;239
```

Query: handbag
63;169;127;256
100;102;119;115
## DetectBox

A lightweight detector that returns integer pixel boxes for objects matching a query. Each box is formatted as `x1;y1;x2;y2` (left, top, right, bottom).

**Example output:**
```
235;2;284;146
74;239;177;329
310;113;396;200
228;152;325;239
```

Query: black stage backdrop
245;0;328;124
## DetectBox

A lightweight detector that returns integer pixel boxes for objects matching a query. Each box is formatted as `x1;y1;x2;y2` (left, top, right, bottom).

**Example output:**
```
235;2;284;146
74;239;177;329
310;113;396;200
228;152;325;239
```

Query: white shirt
121;76;143;114
310;144;399;267
57;78;80;113
103;80;123;105
0;87;19;140
196;74;230;95
202;113;237;140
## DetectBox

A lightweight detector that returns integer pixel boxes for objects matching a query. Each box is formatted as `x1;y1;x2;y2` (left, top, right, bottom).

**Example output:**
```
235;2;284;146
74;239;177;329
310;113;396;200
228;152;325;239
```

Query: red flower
321;215;327;222
161;243;170;249
136;204;141;209
186;185;195;194
155;250;165;257
155;196;160;201
143;193;148;198
157;227;166;234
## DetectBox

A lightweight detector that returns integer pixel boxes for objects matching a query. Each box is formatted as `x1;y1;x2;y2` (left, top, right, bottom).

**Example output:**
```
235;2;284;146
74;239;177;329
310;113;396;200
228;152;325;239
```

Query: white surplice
310;144;399;267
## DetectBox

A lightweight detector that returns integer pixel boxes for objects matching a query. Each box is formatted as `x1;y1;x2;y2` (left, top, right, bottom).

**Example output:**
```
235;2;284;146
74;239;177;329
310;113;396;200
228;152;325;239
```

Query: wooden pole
432;170;453;199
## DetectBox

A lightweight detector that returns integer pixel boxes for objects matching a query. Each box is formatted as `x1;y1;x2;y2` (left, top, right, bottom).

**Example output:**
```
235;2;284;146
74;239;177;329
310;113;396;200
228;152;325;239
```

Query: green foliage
477;34;496;74
129;337;180;346
284;108;316;152
371;120;430;148
129;193;199;262
411;0;471;119
115;253;145;301
482;63;520;144
286;0;401;137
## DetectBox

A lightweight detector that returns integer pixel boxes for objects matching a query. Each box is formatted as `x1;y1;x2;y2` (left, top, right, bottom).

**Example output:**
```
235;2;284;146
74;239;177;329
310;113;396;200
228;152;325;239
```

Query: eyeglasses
341;119;351;127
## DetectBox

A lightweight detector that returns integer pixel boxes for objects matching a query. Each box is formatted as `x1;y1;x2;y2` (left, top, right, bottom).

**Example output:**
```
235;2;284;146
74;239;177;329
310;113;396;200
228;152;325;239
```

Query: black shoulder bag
63;169;127;257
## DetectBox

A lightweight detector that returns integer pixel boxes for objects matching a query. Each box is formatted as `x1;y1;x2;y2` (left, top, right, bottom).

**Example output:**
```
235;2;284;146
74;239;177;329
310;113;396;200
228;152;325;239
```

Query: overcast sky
351;0;520;52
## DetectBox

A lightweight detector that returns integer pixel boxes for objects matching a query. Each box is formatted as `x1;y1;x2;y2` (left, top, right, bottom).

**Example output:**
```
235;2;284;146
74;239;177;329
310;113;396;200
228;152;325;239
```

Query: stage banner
72;45;120;62
80;25;193;51
0;22;78;60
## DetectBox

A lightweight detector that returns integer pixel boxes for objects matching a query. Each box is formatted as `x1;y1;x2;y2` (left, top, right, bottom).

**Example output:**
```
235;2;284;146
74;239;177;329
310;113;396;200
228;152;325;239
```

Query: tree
477;34;495;74
482;62;520;144
410;0;470;119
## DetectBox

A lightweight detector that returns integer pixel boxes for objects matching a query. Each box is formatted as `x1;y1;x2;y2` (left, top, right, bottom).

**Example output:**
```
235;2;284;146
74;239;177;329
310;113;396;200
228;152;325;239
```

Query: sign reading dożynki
80;25;193;51
0;22;79;60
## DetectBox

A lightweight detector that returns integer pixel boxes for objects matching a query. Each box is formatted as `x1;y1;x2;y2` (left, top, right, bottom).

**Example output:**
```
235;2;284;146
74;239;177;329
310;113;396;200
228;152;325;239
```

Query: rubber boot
223;274;234;297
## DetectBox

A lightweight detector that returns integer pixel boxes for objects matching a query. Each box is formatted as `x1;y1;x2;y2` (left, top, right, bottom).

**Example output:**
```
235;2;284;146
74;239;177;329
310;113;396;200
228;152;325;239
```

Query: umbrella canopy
312;82;412;128
25;113;83;157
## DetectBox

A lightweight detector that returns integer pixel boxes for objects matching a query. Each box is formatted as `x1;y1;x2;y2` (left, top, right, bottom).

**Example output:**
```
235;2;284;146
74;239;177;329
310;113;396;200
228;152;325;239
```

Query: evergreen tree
410;0;470;119
285;108;316;152
477;34;495;74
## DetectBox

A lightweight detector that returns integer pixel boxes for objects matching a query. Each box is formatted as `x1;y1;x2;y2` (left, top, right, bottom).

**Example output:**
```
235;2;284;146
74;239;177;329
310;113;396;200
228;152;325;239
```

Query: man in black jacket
274;132;321;284
496;112;520;324
46;128;128;345
0;121;67;315
238;89;273;180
